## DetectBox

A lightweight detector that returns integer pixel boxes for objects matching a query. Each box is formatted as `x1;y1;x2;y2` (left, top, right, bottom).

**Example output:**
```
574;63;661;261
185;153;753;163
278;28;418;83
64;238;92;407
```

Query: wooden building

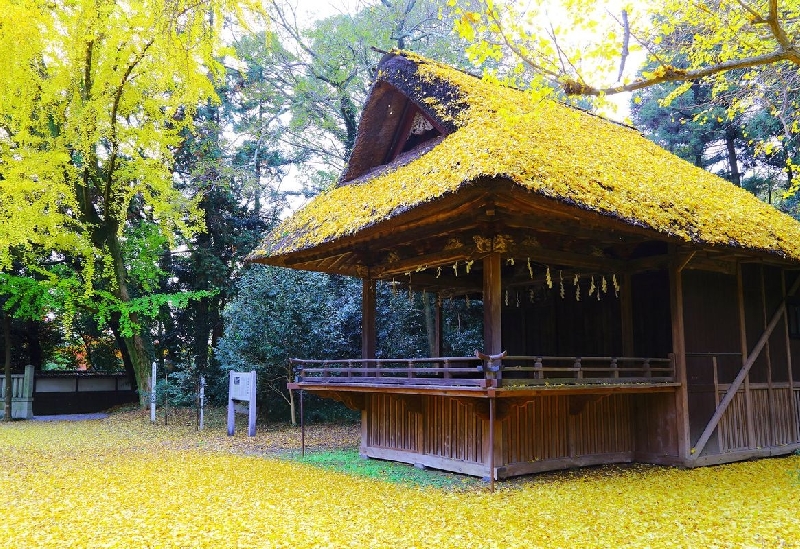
248;52;800;480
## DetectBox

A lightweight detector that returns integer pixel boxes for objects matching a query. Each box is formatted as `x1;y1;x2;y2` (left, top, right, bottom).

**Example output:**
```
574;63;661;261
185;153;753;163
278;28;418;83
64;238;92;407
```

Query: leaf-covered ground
1;409;799;548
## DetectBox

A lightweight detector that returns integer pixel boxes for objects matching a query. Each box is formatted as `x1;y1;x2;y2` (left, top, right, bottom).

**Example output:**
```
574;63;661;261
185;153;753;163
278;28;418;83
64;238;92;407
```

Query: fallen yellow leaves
1;412;799;548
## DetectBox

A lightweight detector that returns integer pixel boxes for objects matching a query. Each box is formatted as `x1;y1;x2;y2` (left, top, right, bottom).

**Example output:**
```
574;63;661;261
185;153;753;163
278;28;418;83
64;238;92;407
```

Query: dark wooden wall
631;270;672;357
682;269;741;454
682;265;800;457
501;279;622;357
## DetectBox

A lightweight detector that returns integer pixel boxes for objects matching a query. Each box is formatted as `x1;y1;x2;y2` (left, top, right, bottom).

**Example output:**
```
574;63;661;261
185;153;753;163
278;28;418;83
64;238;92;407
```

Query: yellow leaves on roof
254;53;800;261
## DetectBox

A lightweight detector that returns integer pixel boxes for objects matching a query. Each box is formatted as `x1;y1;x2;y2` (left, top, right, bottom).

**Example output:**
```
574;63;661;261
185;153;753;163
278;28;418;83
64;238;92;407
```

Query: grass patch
293;448;480;489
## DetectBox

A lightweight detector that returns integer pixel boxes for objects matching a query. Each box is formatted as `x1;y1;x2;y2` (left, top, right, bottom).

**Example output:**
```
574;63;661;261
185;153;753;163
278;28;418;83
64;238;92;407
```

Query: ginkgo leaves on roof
250;51;800;263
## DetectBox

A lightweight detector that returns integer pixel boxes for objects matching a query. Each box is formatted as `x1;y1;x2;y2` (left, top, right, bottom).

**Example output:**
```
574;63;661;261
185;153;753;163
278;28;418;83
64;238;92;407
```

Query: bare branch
564;48;796;96
617;9;629;82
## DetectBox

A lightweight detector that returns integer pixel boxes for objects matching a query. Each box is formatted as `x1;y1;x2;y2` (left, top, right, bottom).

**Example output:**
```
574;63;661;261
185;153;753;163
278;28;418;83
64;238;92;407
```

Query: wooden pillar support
489;395;496;492
362;278;376;360
783;272;799;441
433;294;442;358
690;273;800;460
483;253;502;355
669;259;691;461
737;264;756;448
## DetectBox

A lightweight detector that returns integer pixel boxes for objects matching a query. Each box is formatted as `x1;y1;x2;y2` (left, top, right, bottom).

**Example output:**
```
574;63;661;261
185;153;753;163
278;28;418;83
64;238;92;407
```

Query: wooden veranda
250;52;800;480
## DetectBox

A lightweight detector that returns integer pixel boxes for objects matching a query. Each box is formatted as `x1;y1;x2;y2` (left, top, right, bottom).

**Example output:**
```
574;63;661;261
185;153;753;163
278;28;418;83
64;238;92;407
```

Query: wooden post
760;267;775;445
362;278;376;360
434;294;442;358
489;396;496;492
737;264;756;448
483;253;502;355
783;271;799;441
300;389;305;457
669;260;691;461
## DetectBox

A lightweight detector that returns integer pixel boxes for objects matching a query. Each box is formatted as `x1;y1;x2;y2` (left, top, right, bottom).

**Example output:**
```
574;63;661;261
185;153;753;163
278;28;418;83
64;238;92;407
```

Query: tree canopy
0;0;262;399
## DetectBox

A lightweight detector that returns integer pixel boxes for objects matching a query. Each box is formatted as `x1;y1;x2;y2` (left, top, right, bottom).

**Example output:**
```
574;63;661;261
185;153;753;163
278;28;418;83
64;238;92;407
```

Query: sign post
197;375;206;431
227;370;257;437
150;361;157;424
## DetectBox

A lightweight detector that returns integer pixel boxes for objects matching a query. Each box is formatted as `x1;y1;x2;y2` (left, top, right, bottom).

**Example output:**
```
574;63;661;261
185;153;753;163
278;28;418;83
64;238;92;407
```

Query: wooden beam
689;272;800;459
483;253;502;354
362;278;376;360
374;248;484;278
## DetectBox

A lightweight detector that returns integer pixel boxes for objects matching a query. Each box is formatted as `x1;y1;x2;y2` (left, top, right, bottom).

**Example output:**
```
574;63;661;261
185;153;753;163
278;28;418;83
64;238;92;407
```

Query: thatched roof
249;52;800;267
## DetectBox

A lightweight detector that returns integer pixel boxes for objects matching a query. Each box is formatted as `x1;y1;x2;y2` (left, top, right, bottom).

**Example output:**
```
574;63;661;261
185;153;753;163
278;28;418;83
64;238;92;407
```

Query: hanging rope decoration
453;261;458;276
466;260;474;274
574;274;581;301
546;266;553;288
559;270;565;299
602;275;608;294
505;289;509;306
516;292;520;307
436;266;441;279
529;289;535;303
613;274;620;297
589;275;596;297
527;258;533;279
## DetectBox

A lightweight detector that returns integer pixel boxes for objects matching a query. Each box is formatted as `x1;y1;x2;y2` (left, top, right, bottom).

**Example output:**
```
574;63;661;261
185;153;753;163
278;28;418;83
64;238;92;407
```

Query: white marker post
198;375;206;431
227;370;257;437
150;361;157;423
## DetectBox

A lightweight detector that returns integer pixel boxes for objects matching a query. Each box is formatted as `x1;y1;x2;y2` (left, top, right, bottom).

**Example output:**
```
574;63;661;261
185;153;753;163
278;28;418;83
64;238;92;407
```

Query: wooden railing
500;355;675;385
291;355;676;388
292;357;487;387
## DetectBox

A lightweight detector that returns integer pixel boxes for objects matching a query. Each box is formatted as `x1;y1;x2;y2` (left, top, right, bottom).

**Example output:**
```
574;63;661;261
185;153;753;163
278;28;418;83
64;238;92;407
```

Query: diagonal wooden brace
689;274;800;460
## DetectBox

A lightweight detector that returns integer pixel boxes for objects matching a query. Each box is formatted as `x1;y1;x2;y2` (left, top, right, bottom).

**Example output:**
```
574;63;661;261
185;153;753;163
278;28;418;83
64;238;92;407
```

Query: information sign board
227;370;257;437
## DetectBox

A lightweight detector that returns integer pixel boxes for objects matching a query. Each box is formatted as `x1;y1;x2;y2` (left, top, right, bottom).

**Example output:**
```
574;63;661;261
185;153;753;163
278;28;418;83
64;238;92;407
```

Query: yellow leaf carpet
1;411;798;548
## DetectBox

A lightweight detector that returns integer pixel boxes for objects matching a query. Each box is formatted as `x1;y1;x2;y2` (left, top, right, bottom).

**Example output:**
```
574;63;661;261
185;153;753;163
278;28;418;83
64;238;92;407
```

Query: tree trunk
3;310;12;422
725;126;741;187
109;319;138;391
24;320;43;369
108;233;151;406
421;291;437;357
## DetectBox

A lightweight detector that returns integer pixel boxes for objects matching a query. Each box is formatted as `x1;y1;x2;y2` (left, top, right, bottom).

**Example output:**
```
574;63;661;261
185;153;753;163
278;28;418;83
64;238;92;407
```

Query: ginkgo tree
0;0;261;403
452;0;800;97
452;0;800;190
